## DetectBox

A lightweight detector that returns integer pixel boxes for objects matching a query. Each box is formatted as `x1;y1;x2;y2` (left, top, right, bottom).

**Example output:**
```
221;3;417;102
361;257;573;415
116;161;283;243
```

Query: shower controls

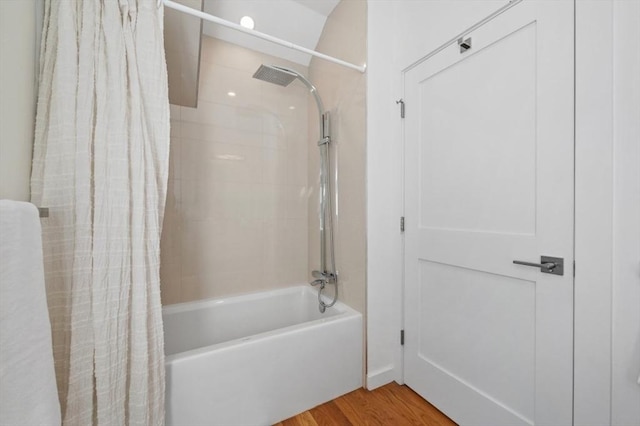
311;270;337;283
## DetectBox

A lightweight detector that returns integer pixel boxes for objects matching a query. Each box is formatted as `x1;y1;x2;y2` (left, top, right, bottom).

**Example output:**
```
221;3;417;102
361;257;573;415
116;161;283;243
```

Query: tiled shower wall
160;37;310;304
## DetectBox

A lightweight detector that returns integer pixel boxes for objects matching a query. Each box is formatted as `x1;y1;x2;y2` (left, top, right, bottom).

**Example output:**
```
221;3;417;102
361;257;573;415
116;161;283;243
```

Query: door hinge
396;98;405;118
400;329;405;346
400;216;405;232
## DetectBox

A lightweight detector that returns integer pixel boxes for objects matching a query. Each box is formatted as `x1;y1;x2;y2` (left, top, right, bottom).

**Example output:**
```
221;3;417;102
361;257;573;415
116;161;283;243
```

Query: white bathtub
163;285;363;426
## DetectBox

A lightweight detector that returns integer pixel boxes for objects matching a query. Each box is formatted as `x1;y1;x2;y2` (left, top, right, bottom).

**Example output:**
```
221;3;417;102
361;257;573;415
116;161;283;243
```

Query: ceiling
202;0;340;66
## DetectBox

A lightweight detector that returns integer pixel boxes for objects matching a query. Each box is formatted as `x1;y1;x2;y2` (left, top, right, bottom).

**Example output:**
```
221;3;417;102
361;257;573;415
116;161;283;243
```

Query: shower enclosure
159;0;367;319
253;65;338;312
161;38;364;423
160;0;368;420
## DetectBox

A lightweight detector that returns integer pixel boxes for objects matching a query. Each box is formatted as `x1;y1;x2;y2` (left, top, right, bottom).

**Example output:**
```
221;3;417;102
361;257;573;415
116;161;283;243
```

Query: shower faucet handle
311;270;337;283
317;136;331;146
312;270;326;279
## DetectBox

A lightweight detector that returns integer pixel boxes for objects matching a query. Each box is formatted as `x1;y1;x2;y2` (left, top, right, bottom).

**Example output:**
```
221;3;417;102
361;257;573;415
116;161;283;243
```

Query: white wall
367;1;640;423
574;1;613;422
575;1;640;424
0;0;37;201
366;1;402;388
611;4;640;423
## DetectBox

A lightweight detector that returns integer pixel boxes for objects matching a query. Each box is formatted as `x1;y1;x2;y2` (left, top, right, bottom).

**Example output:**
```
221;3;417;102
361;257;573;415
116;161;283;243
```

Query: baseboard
366;365;396;390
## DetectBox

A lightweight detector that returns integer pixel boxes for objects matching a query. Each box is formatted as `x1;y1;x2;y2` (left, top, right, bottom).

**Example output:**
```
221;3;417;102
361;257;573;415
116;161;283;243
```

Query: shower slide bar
160;0;367;73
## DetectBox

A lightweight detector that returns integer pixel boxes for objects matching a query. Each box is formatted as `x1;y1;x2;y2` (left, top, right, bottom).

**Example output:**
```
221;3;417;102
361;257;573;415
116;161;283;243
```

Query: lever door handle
513;260;557;269
513;256;564;276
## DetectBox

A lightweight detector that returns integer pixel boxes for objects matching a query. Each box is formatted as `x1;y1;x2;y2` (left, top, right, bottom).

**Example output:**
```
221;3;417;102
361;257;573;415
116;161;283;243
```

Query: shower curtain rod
161;0;366;73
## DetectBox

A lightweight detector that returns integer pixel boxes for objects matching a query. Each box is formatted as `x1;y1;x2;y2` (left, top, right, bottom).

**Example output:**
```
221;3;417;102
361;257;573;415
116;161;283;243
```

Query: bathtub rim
162;284;344;316
163;284;361;363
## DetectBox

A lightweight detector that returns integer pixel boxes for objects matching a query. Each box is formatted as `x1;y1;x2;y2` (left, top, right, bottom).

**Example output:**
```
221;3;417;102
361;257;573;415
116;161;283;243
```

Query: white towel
0;200;61;426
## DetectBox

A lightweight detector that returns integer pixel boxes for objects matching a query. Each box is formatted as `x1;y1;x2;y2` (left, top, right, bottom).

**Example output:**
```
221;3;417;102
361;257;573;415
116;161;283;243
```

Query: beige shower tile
254;184;289;220
160;181;182;307
261;148;292;185
180;218;265;300
261;80;309;108
261;133;287;150
206;148;262;184
282;92;311;119
211;185;258;219
198;63;262;106
180;100;263;133
290;143;309;186
261;112;286;141
337;225;366;288
200;36;265;72
286;223;309;283
169;104;181;120
180;275;223;302
263;218;308;287
163;212;179;241
181;138;262;184
179;183;210;221
160;261;182;306
307;180;321;277
256;184;308;220
180;121;263;147
283;112;310;138
170;120;181;138
168;138;180;182
336;266;366;315
287;185;310;219
255;96;306;123
253;183;309;222
182;180;261;221
185;218;264;272
181;267;263;302
212;268;266;297
162;180;181;241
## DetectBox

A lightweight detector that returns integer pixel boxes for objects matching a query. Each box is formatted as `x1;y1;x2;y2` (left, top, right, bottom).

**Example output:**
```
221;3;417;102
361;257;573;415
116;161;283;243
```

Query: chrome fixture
458;36;472;53
513;256;564;276
253;64;338;313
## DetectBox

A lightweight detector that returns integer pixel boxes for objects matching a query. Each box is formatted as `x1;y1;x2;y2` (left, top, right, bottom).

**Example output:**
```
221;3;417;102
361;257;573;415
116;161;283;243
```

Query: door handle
513;256;564;276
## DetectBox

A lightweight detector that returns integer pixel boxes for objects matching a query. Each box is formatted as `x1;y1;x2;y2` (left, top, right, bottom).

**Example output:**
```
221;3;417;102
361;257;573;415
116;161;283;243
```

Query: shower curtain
30;0;169;424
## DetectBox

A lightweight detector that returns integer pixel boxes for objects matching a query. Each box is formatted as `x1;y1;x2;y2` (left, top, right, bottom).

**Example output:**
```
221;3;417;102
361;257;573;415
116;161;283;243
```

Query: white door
403;2;574;425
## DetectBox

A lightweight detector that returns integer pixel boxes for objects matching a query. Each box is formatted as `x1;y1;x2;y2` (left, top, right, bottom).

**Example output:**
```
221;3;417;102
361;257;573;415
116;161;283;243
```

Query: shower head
252;65;297;87
252;64;327;140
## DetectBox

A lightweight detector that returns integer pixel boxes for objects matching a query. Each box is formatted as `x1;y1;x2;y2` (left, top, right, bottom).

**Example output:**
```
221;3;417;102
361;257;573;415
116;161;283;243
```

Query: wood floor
275;382;456;426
